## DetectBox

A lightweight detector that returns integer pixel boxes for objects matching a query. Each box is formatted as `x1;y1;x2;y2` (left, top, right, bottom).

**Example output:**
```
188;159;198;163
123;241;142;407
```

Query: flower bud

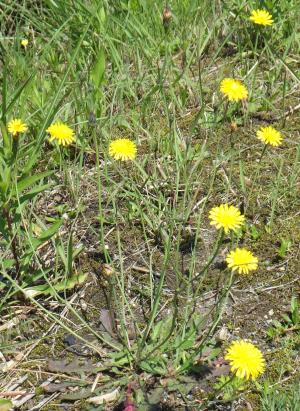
163;7;172;29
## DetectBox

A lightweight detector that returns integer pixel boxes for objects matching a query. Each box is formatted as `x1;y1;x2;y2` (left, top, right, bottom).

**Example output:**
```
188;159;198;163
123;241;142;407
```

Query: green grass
260;383;300;411
0;0;300;409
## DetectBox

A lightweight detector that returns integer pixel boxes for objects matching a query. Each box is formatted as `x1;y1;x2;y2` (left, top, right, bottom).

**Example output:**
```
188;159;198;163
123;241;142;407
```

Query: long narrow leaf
16;171;54;193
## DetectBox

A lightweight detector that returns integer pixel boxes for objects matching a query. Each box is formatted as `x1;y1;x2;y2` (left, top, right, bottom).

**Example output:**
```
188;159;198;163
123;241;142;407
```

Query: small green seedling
214;375;247;402
267;297;300;339
249;225;261;241
277;238;292;259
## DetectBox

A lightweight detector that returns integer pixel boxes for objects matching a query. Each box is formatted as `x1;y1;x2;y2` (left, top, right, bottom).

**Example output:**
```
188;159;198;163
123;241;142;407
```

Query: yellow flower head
225;340;265;380
46;122;75;146
209;204;245;234
7;119;28;136
21;39;29;48
109;138;137;161
226;248;258;275
220;78;248;102
256;126;282;147
249;9;273;26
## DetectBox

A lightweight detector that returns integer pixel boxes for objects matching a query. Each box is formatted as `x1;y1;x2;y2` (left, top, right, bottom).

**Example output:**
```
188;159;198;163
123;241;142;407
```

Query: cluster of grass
0;0;300;409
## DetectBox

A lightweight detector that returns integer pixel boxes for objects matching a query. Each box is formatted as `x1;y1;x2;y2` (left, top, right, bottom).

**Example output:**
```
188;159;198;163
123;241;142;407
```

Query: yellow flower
249;9;273;26
220;78;248;102
46;122;75;146
256;126;282;147
21;39;29;48
226;248;258;275
109;138;137;161
225;340;265;380
209;204;245;234
7;119;28;136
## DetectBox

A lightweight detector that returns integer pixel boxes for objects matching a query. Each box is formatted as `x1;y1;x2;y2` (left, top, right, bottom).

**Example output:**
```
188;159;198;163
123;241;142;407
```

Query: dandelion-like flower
220;78;248;102
209;204;245;234
226;248;258;275
7;119;28;136
46;122;75;146
21;39;29;48
225;340;265;380
109;138;137;161
256;126;282;147
249;9;273;26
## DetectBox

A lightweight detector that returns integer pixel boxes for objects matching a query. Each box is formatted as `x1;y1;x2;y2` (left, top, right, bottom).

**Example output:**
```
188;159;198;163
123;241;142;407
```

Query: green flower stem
136;238;172;363
191;229;224;285
244;143;267;213
258;143;267;164
139;290;179;362
3;207;20;277
222;100;229;122
136;271;166;363
93;130;111;264
175;229;225;370
0;122;10;156
202;374;237;410
11;136;19;163
178;269;235;374
199;270;235;347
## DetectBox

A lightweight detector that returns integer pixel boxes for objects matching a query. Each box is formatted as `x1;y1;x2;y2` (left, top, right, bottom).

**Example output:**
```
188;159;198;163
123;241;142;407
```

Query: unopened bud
230;121;238;132
102;263;115;278
163;7;172;28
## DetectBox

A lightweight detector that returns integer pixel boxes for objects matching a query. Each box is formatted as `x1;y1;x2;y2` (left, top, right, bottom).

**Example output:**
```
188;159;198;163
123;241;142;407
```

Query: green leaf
60;388;92;401
128;0;141;11
91;48;105;89
53;272;87;292
57;243;67;268
291;297;299;325
151;319;164;342
206;347;221;361
4;73;34;118
38;219;63;241
139;360;166;375
0;121;10;155
175;335;195;350
0;161;11;198
0;216;9;240
109;350;130;367
1;63;7;122
273;319;283;329
21;268;52;287
239;160;246;195
21;220;63;267
16;171;54;193
23;272;87;298
67;233;73;275
2;259;15;269
147;387;164;405
18;183;53;205
98;6;106;24
250;225;260;241
282;314;291;324
28;219;63;251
